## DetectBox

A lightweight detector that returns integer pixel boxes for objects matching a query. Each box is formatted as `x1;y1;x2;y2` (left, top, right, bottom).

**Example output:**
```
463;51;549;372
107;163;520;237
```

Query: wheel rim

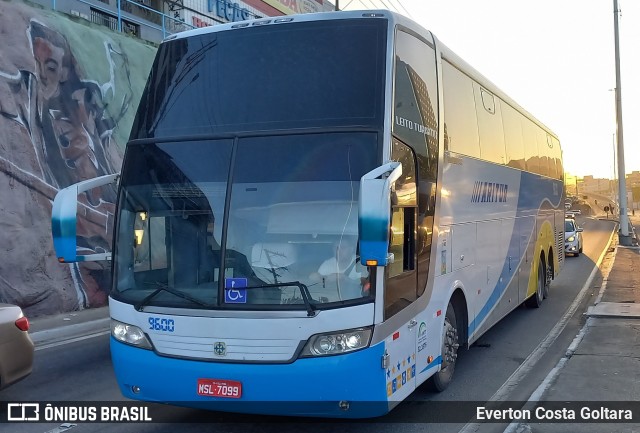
544;265;552;298
440;312;459;377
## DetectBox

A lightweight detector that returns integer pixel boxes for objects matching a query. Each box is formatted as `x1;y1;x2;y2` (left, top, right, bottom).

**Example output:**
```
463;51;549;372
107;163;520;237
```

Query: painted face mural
0;1;155;316
32;31;68;100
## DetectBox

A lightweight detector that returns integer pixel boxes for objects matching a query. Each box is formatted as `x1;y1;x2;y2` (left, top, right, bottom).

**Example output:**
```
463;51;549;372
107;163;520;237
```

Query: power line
379;0;398;13
392;0;413;18
342;0;357;9
346;0;372;9
344;0;407;14
342;0;368;9
341;0;412;18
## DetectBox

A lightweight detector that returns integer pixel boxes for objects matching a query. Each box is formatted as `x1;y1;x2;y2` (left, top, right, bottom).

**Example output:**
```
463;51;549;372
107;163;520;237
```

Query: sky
342;0;640;180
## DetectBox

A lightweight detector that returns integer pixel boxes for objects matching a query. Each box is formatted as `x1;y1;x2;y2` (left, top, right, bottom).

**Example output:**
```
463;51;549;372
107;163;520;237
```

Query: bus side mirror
359;162;402;266
52;173;119;263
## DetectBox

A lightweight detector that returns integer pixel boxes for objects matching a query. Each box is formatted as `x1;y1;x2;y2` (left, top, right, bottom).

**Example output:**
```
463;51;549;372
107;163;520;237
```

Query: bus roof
164;9;397;42
163;9;558;142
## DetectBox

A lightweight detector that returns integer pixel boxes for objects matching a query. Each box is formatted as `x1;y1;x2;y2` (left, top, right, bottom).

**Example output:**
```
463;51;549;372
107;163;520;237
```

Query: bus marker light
428;356;434;364
393;331;400;340
365;260;378;266
436;310;442;317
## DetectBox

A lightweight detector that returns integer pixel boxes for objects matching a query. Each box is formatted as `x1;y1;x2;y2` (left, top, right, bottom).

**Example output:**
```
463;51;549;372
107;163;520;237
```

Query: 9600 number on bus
148;317;175;332
197;378;242;398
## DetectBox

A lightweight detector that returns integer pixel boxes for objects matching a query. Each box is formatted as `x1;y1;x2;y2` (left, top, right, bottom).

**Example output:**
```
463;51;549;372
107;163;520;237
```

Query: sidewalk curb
501;220;619;433
587;301;640;319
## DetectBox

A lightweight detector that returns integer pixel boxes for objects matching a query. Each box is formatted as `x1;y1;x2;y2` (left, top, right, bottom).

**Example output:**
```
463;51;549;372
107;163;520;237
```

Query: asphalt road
2;216;617;433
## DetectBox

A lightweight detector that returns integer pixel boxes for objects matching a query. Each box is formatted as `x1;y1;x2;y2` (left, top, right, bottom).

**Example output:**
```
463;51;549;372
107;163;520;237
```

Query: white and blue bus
51;10;564;418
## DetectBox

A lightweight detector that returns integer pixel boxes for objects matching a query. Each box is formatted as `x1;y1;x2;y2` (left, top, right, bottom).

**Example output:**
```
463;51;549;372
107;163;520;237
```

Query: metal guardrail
118;0;195;38
50;0;196;42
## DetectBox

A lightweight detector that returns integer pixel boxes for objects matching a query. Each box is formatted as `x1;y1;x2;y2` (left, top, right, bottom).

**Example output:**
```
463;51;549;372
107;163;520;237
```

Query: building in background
581;175;611;196
565;171;640;213
626;171;640;212
0;0;336;317
30;0;335;43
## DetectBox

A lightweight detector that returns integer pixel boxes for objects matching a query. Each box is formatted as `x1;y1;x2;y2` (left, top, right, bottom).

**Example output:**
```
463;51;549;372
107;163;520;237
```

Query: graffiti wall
0;0;157;317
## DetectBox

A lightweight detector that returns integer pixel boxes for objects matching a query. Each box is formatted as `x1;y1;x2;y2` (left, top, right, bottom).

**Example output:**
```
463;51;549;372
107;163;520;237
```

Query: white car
564;218;583;257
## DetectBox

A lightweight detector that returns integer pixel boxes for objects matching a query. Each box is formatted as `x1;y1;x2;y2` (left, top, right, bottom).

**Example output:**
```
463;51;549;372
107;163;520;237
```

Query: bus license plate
197;378;242;398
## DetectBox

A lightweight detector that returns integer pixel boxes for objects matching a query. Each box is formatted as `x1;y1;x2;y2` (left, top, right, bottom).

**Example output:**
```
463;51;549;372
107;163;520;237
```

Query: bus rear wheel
543;262;552;299
525;258;545;308
430;302;459;392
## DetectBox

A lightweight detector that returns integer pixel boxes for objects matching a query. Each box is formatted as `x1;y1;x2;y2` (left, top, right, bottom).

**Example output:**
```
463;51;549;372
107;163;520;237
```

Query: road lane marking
35;330;110;351
459;224;616;433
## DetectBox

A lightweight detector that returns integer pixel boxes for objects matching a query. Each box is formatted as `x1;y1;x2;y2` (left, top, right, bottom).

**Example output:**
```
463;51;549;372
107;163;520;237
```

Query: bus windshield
113;133;379;310
131;18;386;138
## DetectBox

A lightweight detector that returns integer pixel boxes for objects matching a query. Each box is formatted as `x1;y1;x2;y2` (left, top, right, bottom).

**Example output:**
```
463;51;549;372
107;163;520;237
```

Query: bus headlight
300;327;372;357
567;236;575;242
111;319;153;350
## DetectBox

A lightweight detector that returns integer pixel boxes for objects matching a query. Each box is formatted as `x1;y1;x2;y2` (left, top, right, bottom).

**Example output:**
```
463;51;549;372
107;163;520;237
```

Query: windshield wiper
135;282;211;311
239;281;317;317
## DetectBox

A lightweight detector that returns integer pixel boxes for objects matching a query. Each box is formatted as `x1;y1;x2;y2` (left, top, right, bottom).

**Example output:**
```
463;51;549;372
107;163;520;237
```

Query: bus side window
474;84;506;165
522;118;539;174
502;102;526;170
442;61;480;158
133;212;169;286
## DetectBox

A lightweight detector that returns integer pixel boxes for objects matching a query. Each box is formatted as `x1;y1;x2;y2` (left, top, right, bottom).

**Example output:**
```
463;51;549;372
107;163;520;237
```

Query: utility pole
612;132;616;198
335;0;339;11
613;0;632;244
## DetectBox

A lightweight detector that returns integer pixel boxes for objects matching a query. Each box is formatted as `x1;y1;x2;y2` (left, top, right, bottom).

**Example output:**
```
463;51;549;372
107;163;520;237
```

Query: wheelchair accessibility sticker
225;278;247;303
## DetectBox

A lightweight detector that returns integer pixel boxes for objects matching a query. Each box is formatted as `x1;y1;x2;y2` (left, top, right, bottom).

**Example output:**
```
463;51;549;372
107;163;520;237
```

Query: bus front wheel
430;302;459;392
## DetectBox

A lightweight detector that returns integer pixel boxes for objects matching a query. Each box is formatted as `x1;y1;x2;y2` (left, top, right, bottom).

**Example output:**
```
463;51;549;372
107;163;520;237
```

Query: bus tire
543;259;552;299
525;257;545;308
430;302;459;392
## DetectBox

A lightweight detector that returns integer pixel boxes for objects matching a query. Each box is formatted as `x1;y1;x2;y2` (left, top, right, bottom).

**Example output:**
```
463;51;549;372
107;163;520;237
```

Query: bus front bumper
111;337;389;418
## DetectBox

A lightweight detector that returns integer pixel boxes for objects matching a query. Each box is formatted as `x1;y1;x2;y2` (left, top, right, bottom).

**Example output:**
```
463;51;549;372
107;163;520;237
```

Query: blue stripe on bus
468;173;562;335
111;337;389;418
